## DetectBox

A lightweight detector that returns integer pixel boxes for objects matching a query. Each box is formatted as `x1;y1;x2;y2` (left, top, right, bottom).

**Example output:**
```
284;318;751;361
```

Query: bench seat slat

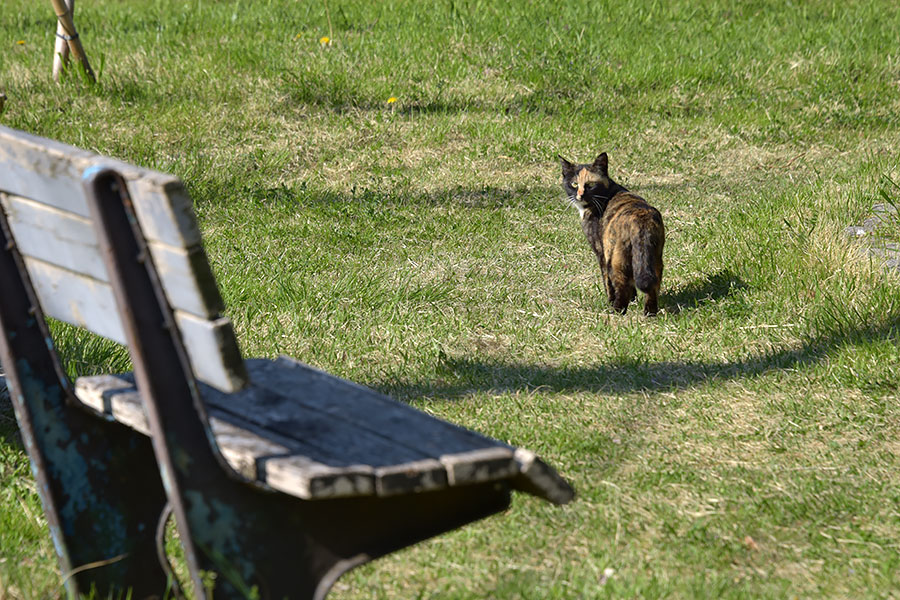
75;371;456;498
204;384;452;495
75;374;379;499
202;360;518;495
247;357;522;485
255;357;511;457
257;358;516;452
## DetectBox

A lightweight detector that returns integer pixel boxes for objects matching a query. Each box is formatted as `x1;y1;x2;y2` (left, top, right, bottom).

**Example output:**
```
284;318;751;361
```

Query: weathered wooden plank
0;193;106;280
512;448;576;505
25;256;126;343
263;455;376;498
150;241;224;318
248;357;520;480
441;447;519;486
124;177;202;249
0;125;200;248
204;383;449;496
74;374;378;499
0;193;223;318
75;374;150;432
0;126;95;216
24;258;246;392
208;418;288;481
175;312;248;392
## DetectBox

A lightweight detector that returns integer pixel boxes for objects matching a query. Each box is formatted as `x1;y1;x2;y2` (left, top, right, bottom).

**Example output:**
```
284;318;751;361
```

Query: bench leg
213;480;512;600
85;169;513;599
159;476;511;600
0;209;171;597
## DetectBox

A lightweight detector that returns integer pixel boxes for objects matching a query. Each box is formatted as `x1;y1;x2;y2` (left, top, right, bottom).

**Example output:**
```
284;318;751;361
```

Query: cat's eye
570;181;577;188
584;182;594;189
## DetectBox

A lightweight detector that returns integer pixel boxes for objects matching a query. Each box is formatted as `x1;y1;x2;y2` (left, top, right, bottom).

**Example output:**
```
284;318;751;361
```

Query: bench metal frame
0;178;170;595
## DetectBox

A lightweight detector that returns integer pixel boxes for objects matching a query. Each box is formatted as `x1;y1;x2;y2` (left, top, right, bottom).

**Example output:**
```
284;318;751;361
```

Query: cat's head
558;152;617;216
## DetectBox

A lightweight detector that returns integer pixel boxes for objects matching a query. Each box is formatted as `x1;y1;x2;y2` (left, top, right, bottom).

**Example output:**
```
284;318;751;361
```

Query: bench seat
76;356;573;504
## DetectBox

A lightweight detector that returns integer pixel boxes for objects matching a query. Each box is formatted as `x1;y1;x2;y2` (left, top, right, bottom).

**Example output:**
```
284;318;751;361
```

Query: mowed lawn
1;0;900;597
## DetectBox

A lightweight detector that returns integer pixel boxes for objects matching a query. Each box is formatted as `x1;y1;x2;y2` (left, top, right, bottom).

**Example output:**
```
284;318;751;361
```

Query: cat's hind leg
636;257;663;316
604;274;617;307
608;267;632;313
607;251;632;314
612;282;634;314
643;282;660;316
600;258;617;308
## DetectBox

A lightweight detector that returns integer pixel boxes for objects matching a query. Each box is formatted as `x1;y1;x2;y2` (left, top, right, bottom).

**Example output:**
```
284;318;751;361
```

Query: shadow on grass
379;315;900;402
278;70;559;116
662;269;748;315
200;179;557;210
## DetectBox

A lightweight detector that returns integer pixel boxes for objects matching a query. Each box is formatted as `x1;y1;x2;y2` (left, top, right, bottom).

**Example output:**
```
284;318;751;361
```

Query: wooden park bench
0;125;573;599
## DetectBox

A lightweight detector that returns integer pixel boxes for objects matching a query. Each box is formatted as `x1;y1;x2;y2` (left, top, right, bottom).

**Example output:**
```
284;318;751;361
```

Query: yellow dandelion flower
387;96;398;104
294;33;303;40
319;36;330;46
16;40;25;45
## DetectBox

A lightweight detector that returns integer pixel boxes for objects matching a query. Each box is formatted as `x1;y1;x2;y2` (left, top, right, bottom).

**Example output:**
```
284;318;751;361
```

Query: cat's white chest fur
575;201;589;219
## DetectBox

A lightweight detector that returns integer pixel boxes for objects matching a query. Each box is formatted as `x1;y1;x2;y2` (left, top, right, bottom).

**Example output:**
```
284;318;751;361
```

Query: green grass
2;0;900;597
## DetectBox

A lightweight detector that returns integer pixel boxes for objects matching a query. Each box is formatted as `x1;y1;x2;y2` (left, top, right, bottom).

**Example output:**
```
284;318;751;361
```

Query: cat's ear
558;155;574;173
593;152;609;174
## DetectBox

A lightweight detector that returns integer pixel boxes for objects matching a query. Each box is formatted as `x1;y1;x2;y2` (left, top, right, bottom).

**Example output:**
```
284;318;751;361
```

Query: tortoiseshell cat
559;152;664;315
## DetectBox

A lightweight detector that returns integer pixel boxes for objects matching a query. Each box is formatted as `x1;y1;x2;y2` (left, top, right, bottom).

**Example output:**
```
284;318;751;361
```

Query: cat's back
604;191;663;232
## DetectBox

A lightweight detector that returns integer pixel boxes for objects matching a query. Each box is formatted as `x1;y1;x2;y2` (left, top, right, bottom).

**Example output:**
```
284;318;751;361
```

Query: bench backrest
0;125;247;392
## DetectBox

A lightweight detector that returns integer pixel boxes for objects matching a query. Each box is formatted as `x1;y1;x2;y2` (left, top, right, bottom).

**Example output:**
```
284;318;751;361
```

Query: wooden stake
51;0;73;82
49;0;95;83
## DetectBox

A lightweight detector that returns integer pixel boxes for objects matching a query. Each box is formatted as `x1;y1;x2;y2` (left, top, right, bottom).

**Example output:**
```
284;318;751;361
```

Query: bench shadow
377;315;900;402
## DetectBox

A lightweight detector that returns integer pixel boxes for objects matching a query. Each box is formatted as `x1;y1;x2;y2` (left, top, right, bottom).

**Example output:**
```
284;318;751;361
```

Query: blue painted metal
0;200;171;597
84;168;513;599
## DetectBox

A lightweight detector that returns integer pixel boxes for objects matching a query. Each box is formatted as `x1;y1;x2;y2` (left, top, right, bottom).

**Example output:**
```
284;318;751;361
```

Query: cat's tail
632;228;663;294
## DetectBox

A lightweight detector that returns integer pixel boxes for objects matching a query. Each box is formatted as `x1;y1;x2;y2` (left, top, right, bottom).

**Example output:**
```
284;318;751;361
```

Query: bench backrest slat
3;193;224;318
0;127;200;246
0;125;248;392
